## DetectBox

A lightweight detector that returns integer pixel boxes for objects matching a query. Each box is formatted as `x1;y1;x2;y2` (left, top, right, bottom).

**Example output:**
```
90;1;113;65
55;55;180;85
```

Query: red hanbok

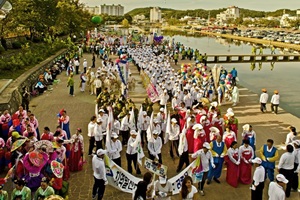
226;148;240;188
69;134;84;172
223;131;237;149
239;146;253;184
178;110;186;131
202;121;212;143
193;130;206;152
186;127;195;153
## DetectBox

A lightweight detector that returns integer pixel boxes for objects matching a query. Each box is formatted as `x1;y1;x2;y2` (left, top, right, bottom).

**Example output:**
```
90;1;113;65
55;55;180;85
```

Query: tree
122;18;129;28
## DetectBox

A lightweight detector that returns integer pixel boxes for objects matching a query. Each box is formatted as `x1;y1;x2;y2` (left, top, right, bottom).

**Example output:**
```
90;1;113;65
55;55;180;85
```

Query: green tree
122;18;130;28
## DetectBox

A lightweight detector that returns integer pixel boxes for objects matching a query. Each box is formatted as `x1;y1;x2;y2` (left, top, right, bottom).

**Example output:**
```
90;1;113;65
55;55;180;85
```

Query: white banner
106;160;142;194
168;160;196;195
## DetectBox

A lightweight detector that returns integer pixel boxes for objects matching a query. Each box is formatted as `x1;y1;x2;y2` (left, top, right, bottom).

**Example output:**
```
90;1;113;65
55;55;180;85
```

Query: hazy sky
80;0;300;12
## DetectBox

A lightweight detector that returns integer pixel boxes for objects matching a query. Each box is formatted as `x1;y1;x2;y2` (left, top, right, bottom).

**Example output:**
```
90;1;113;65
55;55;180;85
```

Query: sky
79;0;300;13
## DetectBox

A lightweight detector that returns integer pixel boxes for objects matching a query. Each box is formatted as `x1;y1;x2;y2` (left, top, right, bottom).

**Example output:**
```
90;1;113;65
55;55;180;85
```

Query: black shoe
213;178;221;183
207;180;211;185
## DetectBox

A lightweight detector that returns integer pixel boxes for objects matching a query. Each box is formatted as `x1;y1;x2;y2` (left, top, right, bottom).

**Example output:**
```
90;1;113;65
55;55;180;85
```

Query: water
172;35;300;118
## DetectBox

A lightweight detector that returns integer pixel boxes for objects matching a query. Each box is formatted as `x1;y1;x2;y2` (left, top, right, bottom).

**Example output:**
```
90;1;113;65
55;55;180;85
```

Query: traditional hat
210;101;218;107
29;151;45;167
276;174;288;184
200;98;210;104
227;112;234;117
209;127;220;133
192;124;203;130
34;140;53;153
12;131;21;139
203;142;211;149
51;160;64;178
262;88;267;92
251;157;262;164
227;108;233;113
171;118;177;123
274;90;279;94
11;139;27;152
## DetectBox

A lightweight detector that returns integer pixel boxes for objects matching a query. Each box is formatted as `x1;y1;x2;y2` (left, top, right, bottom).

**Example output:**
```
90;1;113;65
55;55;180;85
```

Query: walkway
24;53;300;200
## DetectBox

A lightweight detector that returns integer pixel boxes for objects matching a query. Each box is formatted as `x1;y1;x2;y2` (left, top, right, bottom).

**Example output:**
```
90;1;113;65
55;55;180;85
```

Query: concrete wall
0;49;67;114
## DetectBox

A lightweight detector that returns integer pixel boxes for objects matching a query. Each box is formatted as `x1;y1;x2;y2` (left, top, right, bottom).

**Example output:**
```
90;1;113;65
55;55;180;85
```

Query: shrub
12;41;22;49
0;45;5;54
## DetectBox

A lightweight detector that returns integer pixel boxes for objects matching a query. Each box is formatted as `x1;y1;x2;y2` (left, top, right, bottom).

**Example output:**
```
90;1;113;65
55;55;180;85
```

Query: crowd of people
83;33;299;200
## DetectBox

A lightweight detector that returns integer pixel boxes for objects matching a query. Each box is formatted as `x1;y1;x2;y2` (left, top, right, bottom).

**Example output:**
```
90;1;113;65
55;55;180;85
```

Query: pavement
19;53;300;200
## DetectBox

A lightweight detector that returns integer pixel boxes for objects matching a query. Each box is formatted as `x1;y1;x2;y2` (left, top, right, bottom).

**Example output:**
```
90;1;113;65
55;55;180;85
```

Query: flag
136;130;145;166
137;106;143;132
106;106;114;152
129;107;136;131
146;83;160;103
146;112;154;143
95;104;98;116
164;112;170;144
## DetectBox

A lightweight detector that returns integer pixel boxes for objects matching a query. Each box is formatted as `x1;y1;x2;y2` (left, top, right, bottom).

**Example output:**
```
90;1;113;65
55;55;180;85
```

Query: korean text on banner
144;157;167;176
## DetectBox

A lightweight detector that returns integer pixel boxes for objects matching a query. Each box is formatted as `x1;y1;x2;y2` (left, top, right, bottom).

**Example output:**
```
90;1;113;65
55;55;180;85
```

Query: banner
106;160;142;194
146;83;160;103
144;157;168;176
168;160;197;195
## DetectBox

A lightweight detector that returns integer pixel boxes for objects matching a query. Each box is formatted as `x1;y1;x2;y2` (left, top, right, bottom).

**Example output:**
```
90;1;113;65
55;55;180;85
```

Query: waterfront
171;35;300;118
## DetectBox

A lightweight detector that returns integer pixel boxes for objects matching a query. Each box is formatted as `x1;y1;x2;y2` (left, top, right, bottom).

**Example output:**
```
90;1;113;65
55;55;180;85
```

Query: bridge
206;54;300;63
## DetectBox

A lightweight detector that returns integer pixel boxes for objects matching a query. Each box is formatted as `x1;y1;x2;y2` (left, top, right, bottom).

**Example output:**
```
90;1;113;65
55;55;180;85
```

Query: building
216;6;240;25
84;4;124;16
280;14;297;27
150;7;162;23
133;15;146;23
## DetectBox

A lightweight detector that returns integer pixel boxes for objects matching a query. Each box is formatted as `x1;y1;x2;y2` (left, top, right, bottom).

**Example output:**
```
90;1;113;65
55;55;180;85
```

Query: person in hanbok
200;116;211;143
29;113;40;140
259;139;278;181
242;124;256;153
41;127;54;141
0;185;8;200
239;139;254;184
226;141;240;188
58;110;70;139
11;179;31;200
23;151;49;192
225;112;238;137
178;103;187;131
209;127;220;142
34;177;55;200
79;72;87;92
223;126;237;149
69;128;84;172
0;110;12;142
193;124;206;152
231;85;239;106
211;114;224;135
186;116;196;153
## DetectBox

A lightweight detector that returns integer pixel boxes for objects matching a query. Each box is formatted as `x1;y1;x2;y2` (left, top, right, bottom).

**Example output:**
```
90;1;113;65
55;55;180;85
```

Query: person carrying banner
191;142;215;196
207;135;227;184
107;132;122;167
154;176;172;200
148;130;163;164
177;127;190;173
126;130;141;175
168;118;180;160
92;149;108;200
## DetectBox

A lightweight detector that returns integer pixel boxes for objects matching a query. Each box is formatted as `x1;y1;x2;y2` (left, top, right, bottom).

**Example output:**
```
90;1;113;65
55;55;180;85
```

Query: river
170;35;300;118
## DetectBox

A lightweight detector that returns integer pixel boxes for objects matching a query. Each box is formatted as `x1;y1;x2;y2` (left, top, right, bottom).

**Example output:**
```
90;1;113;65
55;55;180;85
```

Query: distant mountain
126;7;298;19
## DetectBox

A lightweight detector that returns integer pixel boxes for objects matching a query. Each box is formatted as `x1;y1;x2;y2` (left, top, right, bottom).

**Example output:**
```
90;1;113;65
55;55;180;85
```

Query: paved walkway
25;53;300;200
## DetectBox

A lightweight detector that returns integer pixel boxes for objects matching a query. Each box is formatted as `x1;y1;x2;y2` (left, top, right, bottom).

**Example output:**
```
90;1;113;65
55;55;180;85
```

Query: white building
133;15;146;23
84;4;124;16
150;7;162;23
280;14;297;27
216;6;240;24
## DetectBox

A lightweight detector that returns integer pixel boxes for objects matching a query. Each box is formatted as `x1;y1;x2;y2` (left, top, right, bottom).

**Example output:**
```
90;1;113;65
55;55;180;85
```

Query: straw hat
11;139;27;152
274;90;279;94
261;88;267;92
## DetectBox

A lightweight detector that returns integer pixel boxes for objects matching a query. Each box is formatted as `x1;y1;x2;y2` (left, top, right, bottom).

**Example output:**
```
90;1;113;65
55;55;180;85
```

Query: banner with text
144;157;168;176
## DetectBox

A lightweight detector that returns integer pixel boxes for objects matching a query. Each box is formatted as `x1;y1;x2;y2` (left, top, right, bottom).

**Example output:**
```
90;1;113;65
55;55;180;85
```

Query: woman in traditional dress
34;177;55;200
242;124;256;153
200;116;211;143
23;151;49;192
58;110;70;140
178;102;187;132
225;112;238;137
193;124;206;152
239;139;254;184
226;141;240;187
223;126;237;149
186;116;196;153
231;85;239;106
0;110;12;142
211;114;224;135
69;128;84;172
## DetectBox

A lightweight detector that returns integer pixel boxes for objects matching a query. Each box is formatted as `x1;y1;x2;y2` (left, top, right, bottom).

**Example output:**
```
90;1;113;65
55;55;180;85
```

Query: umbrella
34;140;53;152
11;139;27;152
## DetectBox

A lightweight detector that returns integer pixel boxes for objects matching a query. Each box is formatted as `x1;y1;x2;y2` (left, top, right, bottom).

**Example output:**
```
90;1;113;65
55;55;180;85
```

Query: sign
106;160;142;194
146;83;160;103
144;157;168;176
168;160;196;195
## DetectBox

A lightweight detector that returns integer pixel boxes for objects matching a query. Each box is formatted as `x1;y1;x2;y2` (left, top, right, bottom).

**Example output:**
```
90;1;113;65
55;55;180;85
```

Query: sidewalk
25;53;300;200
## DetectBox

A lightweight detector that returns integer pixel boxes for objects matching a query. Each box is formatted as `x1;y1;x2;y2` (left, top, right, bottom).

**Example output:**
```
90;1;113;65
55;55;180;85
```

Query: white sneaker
200;191;204;196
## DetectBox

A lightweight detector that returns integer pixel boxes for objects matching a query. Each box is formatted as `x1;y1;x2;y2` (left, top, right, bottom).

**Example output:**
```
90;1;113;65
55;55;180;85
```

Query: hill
126;7;299;19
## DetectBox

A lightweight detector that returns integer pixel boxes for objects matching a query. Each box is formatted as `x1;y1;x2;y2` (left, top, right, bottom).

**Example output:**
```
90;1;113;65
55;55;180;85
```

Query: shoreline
162;26;300;51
